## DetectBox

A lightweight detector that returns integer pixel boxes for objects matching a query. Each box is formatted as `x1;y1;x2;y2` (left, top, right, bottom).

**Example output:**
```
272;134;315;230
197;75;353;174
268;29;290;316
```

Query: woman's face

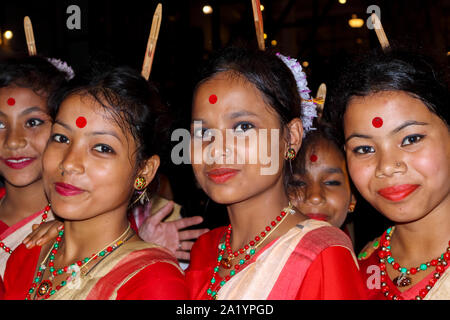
43;94;140;220
343;90;450;223
289;137;353;228
0;86;51;187
191;73;302;205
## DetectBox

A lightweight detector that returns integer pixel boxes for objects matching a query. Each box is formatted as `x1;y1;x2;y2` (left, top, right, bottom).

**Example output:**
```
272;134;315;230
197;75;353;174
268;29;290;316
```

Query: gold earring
134;177;146;190
348;203;356;213
285;148;296;160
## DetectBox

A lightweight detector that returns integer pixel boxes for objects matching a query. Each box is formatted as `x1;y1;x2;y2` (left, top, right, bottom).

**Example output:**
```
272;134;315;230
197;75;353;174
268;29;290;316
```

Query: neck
390;194;450;263
0;179;48;225
58;208;131;266
226;178;291;251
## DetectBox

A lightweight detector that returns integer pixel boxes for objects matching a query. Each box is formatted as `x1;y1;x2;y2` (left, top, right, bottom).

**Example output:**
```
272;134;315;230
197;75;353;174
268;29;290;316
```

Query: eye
52;133;69;144
93;144;115;154
290;180;306;188
0;122;5;129
352;145;375;154
193;127;213;140
401;134;424;147
26;118;44;128
324;180;342;186
234;122;254;133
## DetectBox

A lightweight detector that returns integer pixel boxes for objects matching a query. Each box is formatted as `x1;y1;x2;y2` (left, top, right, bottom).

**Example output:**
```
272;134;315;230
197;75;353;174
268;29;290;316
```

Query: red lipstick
306;213;329;221
206;168;239;184
377;184;419;202
55;182;84;196
2;157;36;169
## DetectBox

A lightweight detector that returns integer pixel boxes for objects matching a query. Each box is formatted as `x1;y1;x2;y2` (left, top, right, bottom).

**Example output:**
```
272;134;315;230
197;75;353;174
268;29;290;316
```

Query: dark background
0;0;448;252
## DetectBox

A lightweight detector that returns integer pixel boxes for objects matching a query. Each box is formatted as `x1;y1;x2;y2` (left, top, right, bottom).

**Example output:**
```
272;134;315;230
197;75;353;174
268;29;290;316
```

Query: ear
351;193;357;205
286;118;303;154
348;193;357;212
136;155;160;188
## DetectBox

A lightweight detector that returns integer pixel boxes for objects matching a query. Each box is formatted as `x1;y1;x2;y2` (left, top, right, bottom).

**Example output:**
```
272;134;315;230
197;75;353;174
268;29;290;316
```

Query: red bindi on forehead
7;98;15;106
372;117;383;128
310;154;318;162
209;94;218;104
76;116;87;128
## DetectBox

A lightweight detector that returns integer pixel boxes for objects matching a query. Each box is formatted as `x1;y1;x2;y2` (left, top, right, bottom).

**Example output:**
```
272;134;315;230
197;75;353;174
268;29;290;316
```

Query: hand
137;201;209;261
357;236;381;260
22;220;64;249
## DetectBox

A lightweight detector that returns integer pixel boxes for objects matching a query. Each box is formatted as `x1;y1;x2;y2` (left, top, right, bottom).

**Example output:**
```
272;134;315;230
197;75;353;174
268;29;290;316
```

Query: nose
375;150;407;178
5;126;27;151
303;183;326;206
59;144;85;176
204;129;232;164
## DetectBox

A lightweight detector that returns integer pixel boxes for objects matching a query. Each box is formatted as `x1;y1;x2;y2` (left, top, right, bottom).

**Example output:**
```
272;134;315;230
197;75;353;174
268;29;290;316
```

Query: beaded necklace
26;223;132;300
206;202;295;300
378;226;450;300
0;204;51;254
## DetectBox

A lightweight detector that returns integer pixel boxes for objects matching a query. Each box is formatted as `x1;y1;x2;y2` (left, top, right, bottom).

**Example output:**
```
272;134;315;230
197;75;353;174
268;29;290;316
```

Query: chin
205;189;250;206
5;175;42;188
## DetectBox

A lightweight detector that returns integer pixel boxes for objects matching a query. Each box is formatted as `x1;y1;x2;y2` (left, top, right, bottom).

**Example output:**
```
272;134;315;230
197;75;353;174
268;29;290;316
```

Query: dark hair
325;48;449;145
49;65;172;193
290;121;343;176
194;46;302;126
0;55;68;98
193;47;303;187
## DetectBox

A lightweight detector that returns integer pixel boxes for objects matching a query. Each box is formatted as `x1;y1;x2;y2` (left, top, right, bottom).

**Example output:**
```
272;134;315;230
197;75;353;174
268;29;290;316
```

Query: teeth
7;158;31;163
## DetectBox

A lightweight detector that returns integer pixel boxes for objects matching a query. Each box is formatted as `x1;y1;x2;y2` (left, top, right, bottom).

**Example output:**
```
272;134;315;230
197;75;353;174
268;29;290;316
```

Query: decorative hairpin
276;53;317;134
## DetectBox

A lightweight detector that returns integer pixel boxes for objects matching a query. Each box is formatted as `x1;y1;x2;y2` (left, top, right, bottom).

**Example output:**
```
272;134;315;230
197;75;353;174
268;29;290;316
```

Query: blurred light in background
202;5;213;15
348;14;364;28
4;30;13;40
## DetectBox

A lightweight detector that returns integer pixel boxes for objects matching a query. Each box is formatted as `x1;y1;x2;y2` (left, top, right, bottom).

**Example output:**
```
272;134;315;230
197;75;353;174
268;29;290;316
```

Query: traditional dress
186;219;367;300
0;188;55;278
359;244;450;300
3;240;188;300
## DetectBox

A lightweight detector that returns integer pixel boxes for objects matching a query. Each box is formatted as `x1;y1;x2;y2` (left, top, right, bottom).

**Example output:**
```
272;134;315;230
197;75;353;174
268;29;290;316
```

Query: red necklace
378;226;450;300
0;204;51;254
206;202;295;300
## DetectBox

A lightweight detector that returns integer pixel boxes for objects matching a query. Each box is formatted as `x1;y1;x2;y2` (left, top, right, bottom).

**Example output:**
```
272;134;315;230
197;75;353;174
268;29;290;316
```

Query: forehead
305;138;346;169
57;94;129;137
343;91;435;133
192;72;277;119
0;86;47;110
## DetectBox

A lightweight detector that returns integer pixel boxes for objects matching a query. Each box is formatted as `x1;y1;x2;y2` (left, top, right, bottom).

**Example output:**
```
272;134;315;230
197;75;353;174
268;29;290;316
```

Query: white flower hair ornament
276;53;317;135
46;58;75;81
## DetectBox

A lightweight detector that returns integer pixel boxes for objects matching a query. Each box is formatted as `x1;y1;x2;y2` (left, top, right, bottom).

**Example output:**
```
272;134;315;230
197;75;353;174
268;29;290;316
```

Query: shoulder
187;226;227;272
89;242;187;300
116;259;189;300
117;240;180;269
5;243;40;270
293;221;354;260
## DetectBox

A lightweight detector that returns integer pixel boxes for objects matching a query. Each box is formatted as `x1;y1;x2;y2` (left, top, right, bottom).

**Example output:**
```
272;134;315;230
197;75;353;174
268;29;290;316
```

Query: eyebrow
227;110;258;119
54;120;122;143
191;110;258;124
345;120;429;143
324;167;344;174
0;106;46;118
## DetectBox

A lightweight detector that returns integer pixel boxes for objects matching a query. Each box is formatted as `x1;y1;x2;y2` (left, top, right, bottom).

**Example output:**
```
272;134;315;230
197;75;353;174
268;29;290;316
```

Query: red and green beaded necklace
378;226;450;300
26;223;132;300
0;204;51;254
206;202;295;300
